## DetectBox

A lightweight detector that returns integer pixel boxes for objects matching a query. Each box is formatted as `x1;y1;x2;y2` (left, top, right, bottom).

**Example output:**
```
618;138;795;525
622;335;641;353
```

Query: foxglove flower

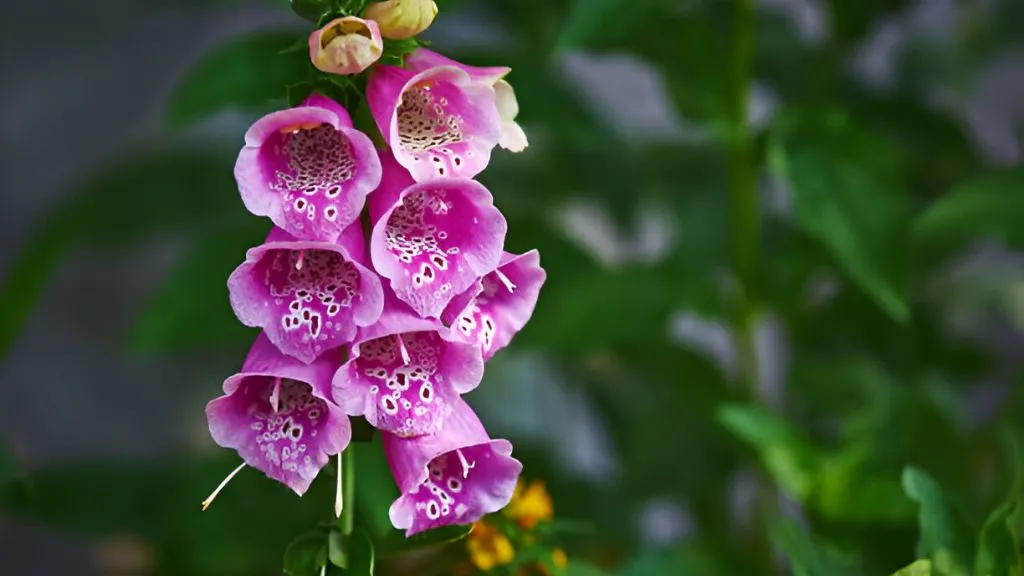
206;335;350;495
366;60;502;181
228;224;384;364
369;154;506;318
332;289;484;437
443;250;545;361
235;93;382;242
383;397;522;536
405;48;528;153
309;16;383;75
363;0;438;40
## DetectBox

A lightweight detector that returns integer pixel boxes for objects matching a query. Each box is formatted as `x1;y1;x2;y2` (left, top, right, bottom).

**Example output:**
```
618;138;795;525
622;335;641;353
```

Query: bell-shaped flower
369;154;506;318
405;48;527;153
443;250;545;361
309;16;383;75
228;224;384;364
206;335;350;495
362;0;438;40
332;290;484;438
382;397;522;537
235;93;382;242
366;60;502;181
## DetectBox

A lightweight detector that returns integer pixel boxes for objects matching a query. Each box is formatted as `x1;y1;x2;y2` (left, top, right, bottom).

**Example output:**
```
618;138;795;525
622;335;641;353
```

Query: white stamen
334;453;344;518
201;462;246;511
493;269;516;293
397;334;411;365
295;250;306;270
269;377;282;413
456;449;475;478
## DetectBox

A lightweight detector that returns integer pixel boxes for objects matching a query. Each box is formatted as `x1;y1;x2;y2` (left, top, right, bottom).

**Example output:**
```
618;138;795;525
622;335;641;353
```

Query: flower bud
309;16;383;75
362;0;438;40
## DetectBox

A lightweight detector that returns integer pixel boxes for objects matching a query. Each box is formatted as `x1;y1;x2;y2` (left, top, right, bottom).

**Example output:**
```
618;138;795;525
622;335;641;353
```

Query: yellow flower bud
308;16;383;75
362;0;439;40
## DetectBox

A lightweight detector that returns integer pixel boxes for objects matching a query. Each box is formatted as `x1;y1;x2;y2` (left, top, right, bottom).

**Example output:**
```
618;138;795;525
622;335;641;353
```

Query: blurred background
2;0;1024;574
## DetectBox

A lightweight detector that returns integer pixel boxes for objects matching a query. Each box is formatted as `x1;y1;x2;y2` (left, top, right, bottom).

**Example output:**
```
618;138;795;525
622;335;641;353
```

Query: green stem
729;1;779;575
341;448;356;536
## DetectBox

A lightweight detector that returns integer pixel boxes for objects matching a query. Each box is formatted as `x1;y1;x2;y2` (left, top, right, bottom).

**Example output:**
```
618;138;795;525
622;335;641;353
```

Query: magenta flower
366;61;502;181
331;291;484;437
405;48;528;153
206;335;350;495
368;154;506;318
228;224;384;364
383;397;522;536
443;250;545;361
235;93;382;242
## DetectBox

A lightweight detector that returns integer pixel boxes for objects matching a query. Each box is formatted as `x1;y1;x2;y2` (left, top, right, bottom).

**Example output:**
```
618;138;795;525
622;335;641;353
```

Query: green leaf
0;146;236;360
284;530;329;576
901;466;974;576
974;501;1021;576
291;0;329;22
556;0;666;51
913;166;1024;261
716;404;819;501
769;113;910;322
328;530;374;575
130;217;267;352
774;517;859;576
167;29;309;127
891;559;932;575
378;524;473;557
568;562;607;576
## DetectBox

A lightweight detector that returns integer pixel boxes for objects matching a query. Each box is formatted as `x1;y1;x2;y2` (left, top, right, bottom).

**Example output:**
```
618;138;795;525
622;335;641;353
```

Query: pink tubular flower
443;250;545;361
309;16;383;75
366;61;502;181
206;335;350;495
369;154;506;318
331;291;484;438
234;93;382;242
383;397;522;537
228;224;384;364
405;48;528;153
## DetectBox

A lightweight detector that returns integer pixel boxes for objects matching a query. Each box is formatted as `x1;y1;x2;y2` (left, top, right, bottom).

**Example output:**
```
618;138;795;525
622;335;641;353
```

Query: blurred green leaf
717;404;819;501
913;166;1024;263
769;113;910;322
0;438;19;485
167;29;309;127
130;218;267;352
902;466;974;576
774;517;859;576
0;145;236;359
891;559;932;575
815;442;915;523
568;562;608;576
974;501;1021;576
291;0;328;22
379;524;473;555
556;0;666;51
353;439;401;541
284;530;329;576
333;530;374;574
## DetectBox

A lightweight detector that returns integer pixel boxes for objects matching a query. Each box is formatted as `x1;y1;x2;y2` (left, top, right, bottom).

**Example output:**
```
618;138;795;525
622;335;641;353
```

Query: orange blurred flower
504;480;554;529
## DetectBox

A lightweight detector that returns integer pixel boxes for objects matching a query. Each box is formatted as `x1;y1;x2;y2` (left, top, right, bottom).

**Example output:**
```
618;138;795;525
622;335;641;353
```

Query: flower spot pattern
240;377;327;476
266;124;358;236
404;445;491;533
355;331;451;436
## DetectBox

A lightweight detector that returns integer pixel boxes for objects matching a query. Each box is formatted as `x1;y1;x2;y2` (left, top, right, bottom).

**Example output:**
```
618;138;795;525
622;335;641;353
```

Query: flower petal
228;225;385;363
206;335;350;495
382;398;522;536
332;291;484;437
370;178;506;318
235;95;382;242
443;250;545;360
404;48;510;85
367;64;502;181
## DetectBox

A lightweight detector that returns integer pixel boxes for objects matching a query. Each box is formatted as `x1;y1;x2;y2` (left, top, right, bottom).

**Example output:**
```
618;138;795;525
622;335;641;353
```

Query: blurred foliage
3;0;1024;574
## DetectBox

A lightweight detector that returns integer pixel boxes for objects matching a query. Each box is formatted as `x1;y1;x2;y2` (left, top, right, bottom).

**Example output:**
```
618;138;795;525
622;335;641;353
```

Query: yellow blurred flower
466;521;515;571
504;480;554;529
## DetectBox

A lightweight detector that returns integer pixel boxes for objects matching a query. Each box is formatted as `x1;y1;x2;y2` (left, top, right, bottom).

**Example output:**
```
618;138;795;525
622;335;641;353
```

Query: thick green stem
729;1;779;575
340;448;356;536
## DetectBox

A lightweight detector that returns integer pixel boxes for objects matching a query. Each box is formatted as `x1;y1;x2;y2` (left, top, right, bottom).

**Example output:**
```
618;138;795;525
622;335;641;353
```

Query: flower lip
234;95;382;243
228;226;385;364
367;63;502;181
207;335;350;496
369;176;507;319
